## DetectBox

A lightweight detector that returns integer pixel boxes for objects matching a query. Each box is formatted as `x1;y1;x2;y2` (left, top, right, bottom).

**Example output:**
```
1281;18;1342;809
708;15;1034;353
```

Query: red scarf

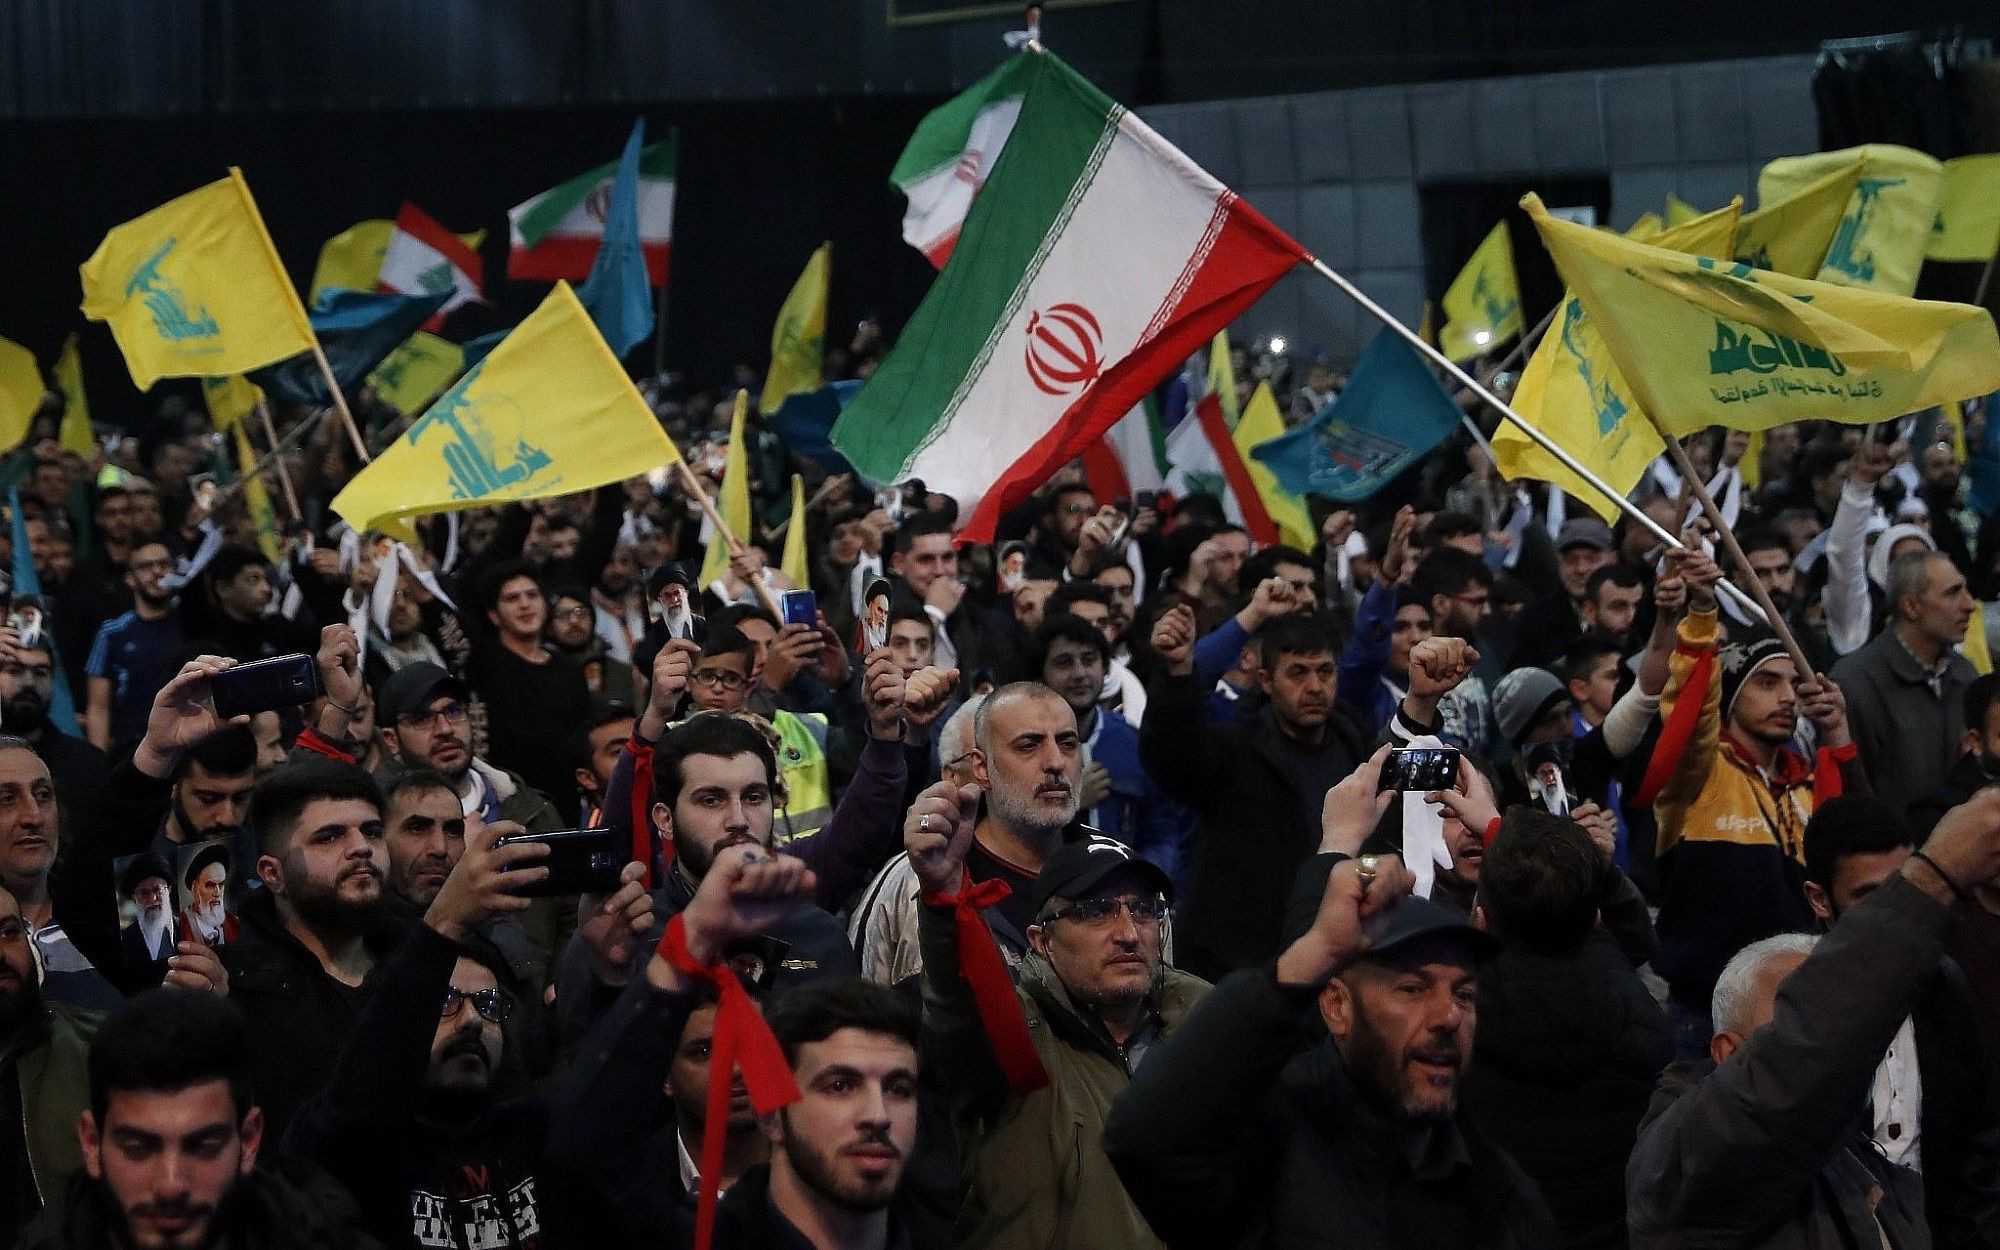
918;878;1050;1095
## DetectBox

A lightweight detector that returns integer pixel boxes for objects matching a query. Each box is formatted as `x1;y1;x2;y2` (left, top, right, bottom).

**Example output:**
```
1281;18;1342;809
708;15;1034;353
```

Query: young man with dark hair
682;629;834;845
83;540;183;756
0;882;94;1244
1909;671;2000;838
893;511;1016;679
1578;563;1644;653
570;697;636;826
0;628;108;834
885;605;935;681
191;544;315;663
1411;547;1497;758
545;583;639;707
470;560;591;810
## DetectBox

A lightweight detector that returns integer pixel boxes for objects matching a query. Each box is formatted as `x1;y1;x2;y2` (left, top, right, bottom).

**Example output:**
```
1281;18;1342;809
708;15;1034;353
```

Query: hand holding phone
210;653;320;719
494;828;623;898
1378;747;1462;792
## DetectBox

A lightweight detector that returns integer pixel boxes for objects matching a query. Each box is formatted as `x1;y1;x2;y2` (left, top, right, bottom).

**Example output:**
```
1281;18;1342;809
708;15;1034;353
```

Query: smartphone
1135;490;1159;512
211;653;320;719
1378;746;1462;792
495;828;622;898
779;589;818;628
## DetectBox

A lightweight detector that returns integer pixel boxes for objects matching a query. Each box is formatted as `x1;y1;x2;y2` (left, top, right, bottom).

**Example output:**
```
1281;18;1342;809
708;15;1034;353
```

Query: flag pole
206;408;330;512
308;344;373;463
1309;255;1769;626
253;397;303;521
651;279;670;382
667;459;784;618
1477;301;1559;384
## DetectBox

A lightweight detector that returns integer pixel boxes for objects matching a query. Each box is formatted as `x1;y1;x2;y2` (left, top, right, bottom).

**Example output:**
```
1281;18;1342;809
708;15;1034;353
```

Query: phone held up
779;589;818;629
495;828;623;898
211;653;321;720
1378;746;1462;792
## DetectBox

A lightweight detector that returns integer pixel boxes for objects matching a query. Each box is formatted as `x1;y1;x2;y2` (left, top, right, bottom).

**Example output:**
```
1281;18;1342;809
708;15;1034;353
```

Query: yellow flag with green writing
80;169;316;390
54;337;94;457
331;282;679;542
698;390;753;588
369;332;464;417
1206;331;1241;425
1522;192;2000;437
1928;154;2000;263
1497;200;1742;519
760;244;829;415
1439;221;1523;363
233;422;284;562
1737;160;1862;278
781;474;810;589
0;338;44;452
1235;381;1316;550
200;376;261;431
1758;145;1943;296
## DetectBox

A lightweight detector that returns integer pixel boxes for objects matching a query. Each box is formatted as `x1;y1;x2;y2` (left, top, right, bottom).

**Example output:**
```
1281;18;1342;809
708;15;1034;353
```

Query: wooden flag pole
1309;255;1770;626
205;408;330;513
308;343;373;463
253;398;303;521
668;458;784;618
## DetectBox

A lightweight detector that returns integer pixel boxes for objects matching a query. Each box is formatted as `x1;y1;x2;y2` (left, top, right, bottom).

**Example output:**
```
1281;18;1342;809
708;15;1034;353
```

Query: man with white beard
178;841;237;946
115;855;174;967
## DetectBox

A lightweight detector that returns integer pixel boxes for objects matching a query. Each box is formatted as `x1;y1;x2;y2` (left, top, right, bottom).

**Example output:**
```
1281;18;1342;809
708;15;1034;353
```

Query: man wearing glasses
907;791;1208;1250
374;662;564;842
84;539;184;756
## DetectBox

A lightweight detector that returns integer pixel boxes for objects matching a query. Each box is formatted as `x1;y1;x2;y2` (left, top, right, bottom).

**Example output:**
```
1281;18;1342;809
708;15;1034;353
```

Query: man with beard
83;541;183;756
1105;843;1555;1247
217;759;404;1140
1911;672;2000;837
571;698;634;827
1577;565;1644;655
547;585;639;707
175;844;236;949
591;542;649;665
116;858;175;970
20;989;377;1250
0;883;96;1244
189;546;316;664
0;628;109;835
1411;548;1498;759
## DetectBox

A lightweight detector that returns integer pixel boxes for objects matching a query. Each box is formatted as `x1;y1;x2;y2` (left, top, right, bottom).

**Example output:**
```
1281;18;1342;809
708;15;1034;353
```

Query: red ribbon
626;738;659;888
1635;646;1713;807
920;878;1050;1095
656;914;801;1250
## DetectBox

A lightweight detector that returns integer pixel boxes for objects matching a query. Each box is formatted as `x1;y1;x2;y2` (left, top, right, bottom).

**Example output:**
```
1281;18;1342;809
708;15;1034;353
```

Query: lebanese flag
832;51;1306;541
1082;398;1167;504
891;55;1034;268
378;202;484;331
1165;391;1280;545
508;136;677;285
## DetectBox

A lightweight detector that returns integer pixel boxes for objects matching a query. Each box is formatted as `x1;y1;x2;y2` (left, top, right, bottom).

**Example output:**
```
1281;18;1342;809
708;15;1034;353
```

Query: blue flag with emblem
8;487;79;735
1251;330;1461;502
576;119;656;358
247;287;450;407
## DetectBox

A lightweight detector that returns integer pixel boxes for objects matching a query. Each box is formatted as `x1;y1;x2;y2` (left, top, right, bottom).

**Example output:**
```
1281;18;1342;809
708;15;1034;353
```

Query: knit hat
1718;635;1790;723
1493;668;1568;746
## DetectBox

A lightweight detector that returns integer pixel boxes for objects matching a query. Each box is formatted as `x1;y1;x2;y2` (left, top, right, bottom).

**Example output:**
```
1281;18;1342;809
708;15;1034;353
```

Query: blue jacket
1336;579;1403;739
1085;710;1196;893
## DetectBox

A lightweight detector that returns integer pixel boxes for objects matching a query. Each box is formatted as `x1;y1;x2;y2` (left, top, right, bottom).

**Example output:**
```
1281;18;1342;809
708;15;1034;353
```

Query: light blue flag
1251;331;1461;502
577;119;655;358
8;487;79;735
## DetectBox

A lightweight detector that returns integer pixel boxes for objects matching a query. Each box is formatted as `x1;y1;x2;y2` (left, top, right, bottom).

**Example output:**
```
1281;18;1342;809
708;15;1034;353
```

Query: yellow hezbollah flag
369;332;464;417
1497;200;1742;520
781;473;810;589
1758;145;1943;296
311;219;489;305
1963;601;1994;675
1439;221;1523;363
0;338;45;451
233;422;284;563
1624;212;1665;241
1236;381;1316;550
80;169;316;391
697;390;753;588
331;282;677;541
1206;331;1241;424
1928;154;2000;263
1416;300;1437;347
1523;192;2000;437
1737;161;1862;279
54;336;94;458
1665;195;1701;227
200;375;261;431
760;244;829;415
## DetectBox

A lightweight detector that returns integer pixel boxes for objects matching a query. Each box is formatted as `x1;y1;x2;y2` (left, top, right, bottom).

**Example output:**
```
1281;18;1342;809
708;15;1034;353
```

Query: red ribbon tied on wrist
627;739;659;888
657;914;800;1250
920;878;1050;1095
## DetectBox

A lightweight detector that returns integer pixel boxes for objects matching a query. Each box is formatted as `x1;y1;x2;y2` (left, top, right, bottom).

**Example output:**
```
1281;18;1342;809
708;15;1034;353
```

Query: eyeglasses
129;558;175;575
1059;502;1095;516
690;670;747;691
441;986;511;1023
551;606;593;624
401;701;468;731
1039;895;1169;928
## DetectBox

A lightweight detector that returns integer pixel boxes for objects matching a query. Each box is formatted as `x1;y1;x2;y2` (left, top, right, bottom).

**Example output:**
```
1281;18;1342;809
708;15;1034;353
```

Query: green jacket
14;1001;98;1206
918;898;1209;1250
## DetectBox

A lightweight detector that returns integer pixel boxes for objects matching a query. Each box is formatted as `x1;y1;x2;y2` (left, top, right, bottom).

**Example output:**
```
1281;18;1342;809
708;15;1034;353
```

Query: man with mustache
174;843;236;949
0;883;95;1245
116;857;175;970
0;627;109;838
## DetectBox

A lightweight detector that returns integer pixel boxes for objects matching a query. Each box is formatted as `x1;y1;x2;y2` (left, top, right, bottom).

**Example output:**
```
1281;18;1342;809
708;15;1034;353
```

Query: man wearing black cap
905;783;1207;1249
1513;516;1617;669
1105;788;1555;1248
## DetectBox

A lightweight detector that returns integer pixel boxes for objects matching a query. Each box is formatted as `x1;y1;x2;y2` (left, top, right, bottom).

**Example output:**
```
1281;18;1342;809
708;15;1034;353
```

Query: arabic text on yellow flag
369;332;465;417
54;337;93;457
1928;154;2000;263
311;219;490;305
80;169;316;391
760;244;829;415
331;282;679;542
0;338;44;452
1496;199;1742;520
698;390;753;587
781;474;810;589
1665;195;1701;227
1206;332;1241;424
1439;221;1523;363
1522;192;2000;438
1757;144;1943;296
1736;160;1862;279
200;376;261;431
1236;381;1316;550
233;422;284;563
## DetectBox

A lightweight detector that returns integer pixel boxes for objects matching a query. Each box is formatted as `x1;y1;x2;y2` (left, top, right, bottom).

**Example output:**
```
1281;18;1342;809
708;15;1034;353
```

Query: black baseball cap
1029;836;1174;919
1355;893;1498;962
374;662;469;727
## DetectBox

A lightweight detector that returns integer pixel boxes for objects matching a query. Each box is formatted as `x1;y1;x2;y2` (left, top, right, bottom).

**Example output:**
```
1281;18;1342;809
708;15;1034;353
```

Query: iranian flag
508;136;677;285
1082;399;1167;504
834;51;1306;541
378;202;484;331
891;55;1034;268
1165;391;1280;544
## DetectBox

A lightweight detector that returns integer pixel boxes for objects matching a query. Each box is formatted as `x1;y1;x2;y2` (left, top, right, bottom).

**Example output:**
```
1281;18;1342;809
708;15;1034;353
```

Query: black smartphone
211;653;319;719
494;828;623;898
780;589;818;628
1135;490;1159;511
1378;746;1462;792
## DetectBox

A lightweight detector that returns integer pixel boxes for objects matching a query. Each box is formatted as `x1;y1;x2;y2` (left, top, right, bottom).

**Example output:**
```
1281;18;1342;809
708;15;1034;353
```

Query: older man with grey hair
1628;786;2000;1249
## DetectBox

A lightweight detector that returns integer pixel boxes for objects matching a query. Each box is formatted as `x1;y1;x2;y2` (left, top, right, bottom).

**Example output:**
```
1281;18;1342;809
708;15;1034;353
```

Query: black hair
173;725;258;783
1256;613;1336;664
895;511;955;557
245;759;384;856
699;626;758;666
90;990;256;1123
568;698;636;782
1046;581;1111;618
202;545;269;587
708;603;780;637
1559;638;1623;687
887;604;934;640
1411;547;1493;603
1803;795;1913;891
1735;523;1791;560
1042;482;1095;513
652;713;778;810
1033;613;1112;673
1084;551;1136;582
764;977;921;1068
547;583;593;609
1242;545;1316;589
1478;809;1605;955
481;559;543;616
381;767;458;810
1421;511;1483;544
1583;563;1643;602
1965;672;2000;738
1800;440;1852;485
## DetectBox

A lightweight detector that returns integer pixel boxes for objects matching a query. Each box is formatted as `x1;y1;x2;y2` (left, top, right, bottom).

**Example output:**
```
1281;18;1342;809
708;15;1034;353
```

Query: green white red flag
834;50;1307;541
378;202;485;331
508;135;677;285
890;55;1034;268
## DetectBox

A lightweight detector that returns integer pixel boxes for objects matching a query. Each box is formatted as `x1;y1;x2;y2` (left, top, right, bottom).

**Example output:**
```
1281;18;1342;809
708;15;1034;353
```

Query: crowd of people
0;339;1998;1250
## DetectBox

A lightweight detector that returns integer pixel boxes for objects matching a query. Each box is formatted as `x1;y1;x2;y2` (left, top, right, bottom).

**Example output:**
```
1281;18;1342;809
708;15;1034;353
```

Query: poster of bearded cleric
174;838;241;947
112;852;176;970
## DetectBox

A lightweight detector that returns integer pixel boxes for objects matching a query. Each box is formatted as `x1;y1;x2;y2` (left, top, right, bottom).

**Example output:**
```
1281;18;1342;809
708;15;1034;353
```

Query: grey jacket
1626;873;1953;1249
1831;628;1975;812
